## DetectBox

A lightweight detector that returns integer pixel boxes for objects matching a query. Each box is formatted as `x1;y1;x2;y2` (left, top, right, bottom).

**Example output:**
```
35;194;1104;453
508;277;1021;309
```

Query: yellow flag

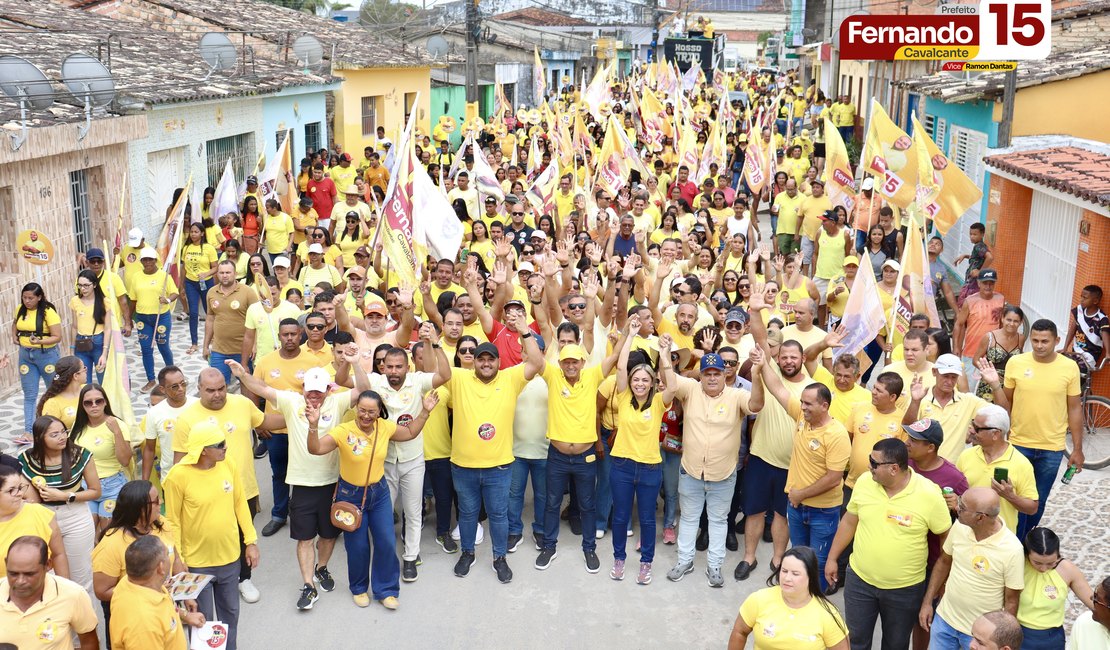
910;115;983;235
862;99;920;208
676;122;700;173
533;46;547;102
743;117;770;196
823;116;857;215
595;116;631;197
639;87;671;146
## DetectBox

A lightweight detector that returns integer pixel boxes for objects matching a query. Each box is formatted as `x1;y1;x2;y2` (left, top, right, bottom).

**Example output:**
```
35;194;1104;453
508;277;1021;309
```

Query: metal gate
147;147;184;228
206;132;255;188
1020;192;1081;331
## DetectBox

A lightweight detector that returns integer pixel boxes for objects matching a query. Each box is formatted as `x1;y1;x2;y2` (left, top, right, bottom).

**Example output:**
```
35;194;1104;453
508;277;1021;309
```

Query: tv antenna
61;53;116;142
0;55;55;151
426;35;449;59
198;32;237;80
291;35;324;69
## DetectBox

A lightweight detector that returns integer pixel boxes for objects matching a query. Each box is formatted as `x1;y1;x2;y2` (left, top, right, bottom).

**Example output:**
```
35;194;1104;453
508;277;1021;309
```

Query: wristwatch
520;332;533;339
67;493;77;504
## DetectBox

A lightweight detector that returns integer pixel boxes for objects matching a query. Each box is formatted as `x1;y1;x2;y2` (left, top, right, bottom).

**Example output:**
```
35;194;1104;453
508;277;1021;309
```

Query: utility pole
997;70;1017;147
466;0;479;103
650;0;660;63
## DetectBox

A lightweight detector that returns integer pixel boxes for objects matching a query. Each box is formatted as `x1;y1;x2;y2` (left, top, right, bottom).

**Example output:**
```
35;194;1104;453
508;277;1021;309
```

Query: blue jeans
1014;445;1064;540
594;431;613;534
509;457;546;536
134;312;173;382
610;457;662;563
855;229;868;254
208;350;241;385
18;346;60;432
677;467;736;568
425;458;455;536
1019;625;1064;650
264;434;289;521
543;447;597;553
335;478;399;599
929;612;972;650
661;451;681;528
73;332;104;385
839;125;855;143
451;463;511;557
787;503;841;590
184;278;210;346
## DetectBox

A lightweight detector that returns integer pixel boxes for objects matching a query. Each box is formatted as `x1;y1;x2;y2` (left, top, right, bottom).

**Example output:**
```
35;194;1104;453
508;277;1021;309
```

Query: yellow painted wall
993;70;1110;142
332;67;432;152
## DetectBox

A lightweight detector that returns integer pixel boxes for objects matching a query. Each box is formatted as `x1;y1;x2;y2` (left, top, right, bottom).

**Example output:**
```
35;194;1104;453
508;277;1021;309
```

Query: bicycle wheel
1067;395;1110;470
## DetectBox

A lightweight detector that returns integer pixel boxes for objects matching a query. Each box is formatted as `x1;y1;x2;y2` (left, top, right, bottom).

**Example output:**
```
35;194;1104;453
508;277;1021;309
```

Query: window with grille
361;96;381;136
923;113;936;137
206;133;255;187
305;122;321;155
70;169;92;254
949;126;986;187
504;83;515;107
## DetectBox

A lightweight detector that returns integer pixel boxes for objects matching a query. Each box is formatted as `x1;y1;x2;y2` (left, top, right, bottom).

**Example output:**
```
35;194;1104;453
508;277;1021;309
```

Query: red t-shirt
307;178;337;223
488;319;541;369
670;180;698;207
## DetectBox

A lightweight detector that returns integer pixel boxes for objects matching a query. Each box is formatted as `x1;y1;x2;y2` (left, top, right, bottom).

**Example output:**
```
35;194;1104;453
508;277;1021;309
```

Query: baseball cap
303;367;331;394
725;308;749;325
530;231;547;241
517;262;535;273
934;353;963;376
127;227;144;247
139;247;158;260
700;353;726;372
903;418;944;447
819;209;837;221
246;175;258;185
85;247;105;261
272;255;291;268
344;266;366;278
364;297;388;315
308;243;325;255
484;196;498;204
345;210;359;220
474;342;500;359
504;299;527;311
843;256;859;267
978;268;998;282
766;329;784;346
810;178;825;187
340;153;353;162
861;177;875;191
558;344;587;362
354;246;371;258
882;259;901;272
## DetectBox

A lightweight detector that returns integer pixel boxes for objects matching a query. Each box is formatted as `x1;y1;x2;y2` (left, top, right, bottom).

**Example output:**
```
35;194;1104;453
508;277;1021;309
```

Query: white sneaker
451;523;485;544
239;579;261;603
595;529;605;540
451;524;461;541
627;528;634;537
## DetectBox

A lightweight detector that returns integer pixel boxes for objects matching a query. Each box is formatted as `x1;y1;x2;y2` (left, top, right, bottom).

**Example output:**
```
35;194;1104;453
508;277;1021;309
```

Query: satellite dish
292;35;324;68
61;53;116;142
426;35;449;59
0;55;55;151
198;32;237;79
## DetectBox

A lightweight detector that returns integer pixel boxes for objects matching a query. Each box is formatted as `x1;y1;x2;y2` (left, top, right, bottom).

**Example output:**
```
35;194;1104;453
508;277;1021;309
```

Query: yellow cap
558;344;587;362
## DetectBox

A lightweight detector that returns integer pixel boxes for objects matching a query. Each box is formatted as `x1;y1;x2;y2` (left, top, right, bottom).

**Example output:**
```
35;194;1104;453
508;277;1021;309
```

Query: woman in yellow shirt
335;210;369;268
71;384;132;534
1018;527;1094;648
70;270;113;383
13;282;63;436
262;199;295;263
306;390;436;609
36;356;85;431
467;220;496;269
272;256;304;300
127;250;178;392
608;325;678;585
0;464;70;580
729;547;849;649
650;211;681;246
218;238;249;281
180;222;219;354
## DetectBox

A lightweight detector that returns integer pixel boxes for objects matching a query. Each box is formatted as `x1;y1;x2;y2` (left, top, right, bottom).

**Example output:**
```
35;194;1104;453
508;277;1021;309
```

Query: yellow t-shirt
828;382;870;429
109;577;187;650
41;394;80;430
784;399;851;508
95;271;128;304
773;192;804;237
92;522;179;580
847;471;951;589
244;301;303;360
751;370;810;469
956;444;1039;532
69;295;107;336
447;366;529;468
172;395;265;499
334;232;368;267
935;521;1025;635
799;194;832;240
14;306;62;348
163;460;258;567
0;575;98;649
611;390;667;464
0;503;55;577
657;318;694;352
299;263;342;290
782;324;832;362
263;212;295;255
423;386;452;461
328;419;395;485
844;403;907;488
252;349;326;433
119;244;146;286
75;417;132;478
1003;353;1081;451
128;270;174;315
542;363;606;444
738;586;848;650
180;243;218;282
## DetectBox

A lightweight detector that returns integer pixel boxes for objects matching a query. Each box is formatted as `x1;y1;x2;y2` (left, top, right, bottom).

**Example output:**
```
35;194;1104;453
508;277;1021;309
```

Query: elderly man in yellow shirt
0;536;98;650
109;535;205;650
956;404;1038;533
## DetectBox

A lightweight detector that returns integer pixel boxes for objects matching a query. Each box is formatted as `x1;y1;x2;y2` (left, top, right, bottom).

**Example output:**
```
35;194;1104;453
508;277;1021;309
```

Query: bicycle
1065;358;1110;470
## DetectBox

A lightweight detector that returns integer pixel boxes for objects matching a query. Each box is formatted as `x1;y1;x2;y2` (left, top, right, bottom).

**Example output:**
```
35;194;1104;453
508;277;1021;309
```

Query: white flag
833;251;887;360
412;168;465;262
211;160;239;225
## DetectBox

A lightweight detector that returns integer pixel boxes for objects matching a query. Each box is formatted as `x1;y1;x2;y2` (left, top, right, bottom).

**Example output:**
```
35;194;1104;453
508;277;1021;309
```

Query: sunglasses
722;360;738;367
568;302;587;310
868;456;897;469
522;249;534;255
346;218;358;223
512;212;525;216
305;322;326;331
205;441;227;450
725;322;743;330
83;398;106;407
459;347;476;354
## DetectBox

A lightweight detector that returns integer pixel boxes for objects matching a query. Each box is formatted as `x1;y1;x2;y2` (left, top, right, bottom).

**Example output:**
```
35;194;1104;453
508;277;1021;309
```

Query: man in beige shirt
204;259;258;385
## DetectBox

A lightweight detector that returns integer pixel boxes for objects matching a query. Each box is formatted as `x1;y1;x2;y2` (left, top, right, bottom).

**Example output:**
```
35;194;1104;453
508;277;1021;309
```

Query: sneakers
532;531;545;550
507;533;523;553
352;593;370;608
238;579;260;603
454;551;476;577
627;528;634;537
707;566;724;588
402;560;418;582
535;548;557;570
667;561;695;582
313;565;335;592
296;584;318;610
451;523;485;544
261;519;286;537
595;529;605;540
663;527;677;545
380;596;398;610
436;534;459;554
493;556;512;584
610;559;626;580
584;550;600;574
637;562;653;585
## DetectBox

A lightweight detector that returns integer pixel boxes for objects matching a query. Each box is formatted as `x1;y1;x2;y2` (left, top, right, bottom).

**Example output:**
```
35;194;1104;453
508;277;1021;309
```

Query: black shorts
743;455;788;517
289;484;341;541
813;142;826;159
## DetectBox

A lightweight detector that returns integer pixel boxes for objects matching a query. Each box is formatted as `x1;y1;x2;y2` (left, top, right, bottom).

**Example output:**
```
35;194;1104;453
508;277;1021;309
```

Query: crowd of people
1;62;1109;650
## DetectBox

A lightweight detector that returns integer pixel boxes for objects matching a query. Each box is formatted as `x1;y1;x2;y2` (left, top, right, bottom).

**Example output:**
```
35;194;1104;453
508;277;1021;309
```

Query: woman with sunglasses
720;271;745;307
1016;527;1094;649
307;390;437;609
37;356;85;431
92;479;186;640
453;335;479;370
17;416;97;591
243;253;271;296
70;384;132;535
336;210;368;268
0;464;70;581
295;227;341;271
71;269;112;383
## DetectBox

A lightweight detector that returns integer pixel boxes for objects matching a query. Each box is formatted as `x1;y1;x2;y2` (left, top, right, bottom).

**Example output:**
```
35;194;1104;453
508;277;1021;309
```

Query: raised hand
910;374;927;402
750;345;766;369
975;357;1000;387
583;272;601;299
491;260;508;286
700;328;719;353
225;359;247;378
622;255;639;280
585;242;604;264
422;390;441;412
655;259;673;280
304;400;321;427
773;254;785;272
825;324;848;349
748;282;768;311
659;334;673;354
419;321;436;342
555;238;570;265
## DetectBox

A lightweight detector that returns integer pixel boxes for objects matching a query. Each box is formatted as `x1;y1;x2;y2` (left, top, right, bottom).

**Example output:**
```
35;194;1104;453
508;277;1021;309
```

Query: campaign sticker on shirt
269;369;281;379
859;423;871;433
1024;368;1033;378
222;480;232;493
37;620;57;641
1044;584;1059;600
761;623;776;639
295;369;306;380
560;387;571;398
886;511;913;527
224;422;235;433
65;407;76;418
211;300;220;309
808;439;821;451
397;413;413;427
161;419;175;434
230;300;241;310
94;437;103;446
320;413;333;425
478;423;496;440
972;556;991;574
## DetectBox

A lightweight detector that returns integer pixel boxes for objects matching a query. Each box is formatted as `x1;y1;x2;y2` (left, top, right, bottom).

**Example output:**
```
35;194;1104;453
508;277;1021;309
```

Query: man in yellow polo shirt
956;404;1038;533
903;354;1005;461
844;372;907;491
110;535;205;649
445;314;543;583
0;536;98;650
883;330;935;408
825;438;951;649
535;335;621;574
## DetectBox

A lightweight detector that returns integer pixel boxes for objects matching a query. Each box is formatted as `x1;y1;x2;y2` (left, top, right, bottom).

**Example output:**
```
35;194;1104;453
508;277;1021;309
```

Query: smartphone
993;467;1009;483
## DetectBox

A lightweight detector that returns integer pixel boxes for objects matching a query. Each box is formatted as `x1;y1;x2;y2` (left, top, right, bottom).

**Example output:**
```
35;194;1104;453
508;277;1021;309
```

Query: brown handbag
329;425;379;533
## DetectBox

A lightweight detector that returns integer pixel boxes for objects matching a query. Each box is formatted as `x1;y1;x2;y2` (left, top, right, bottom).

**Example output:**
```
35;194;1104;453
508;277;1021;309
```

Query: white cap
882;259;901;272
934;354;963;376
529;231;548;241
861;177;875;191
272;255;291;268
308;243;325;255
518;261;535;273
303;367;330;394
127;227;144;247
139;247;158;260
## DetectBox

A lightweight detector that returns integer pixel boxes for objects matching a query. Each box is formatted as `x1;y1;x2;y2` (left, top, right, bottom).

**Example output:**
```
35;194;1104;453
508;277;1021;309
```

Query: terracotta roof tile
984;146;1110;208
494;8;590;27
